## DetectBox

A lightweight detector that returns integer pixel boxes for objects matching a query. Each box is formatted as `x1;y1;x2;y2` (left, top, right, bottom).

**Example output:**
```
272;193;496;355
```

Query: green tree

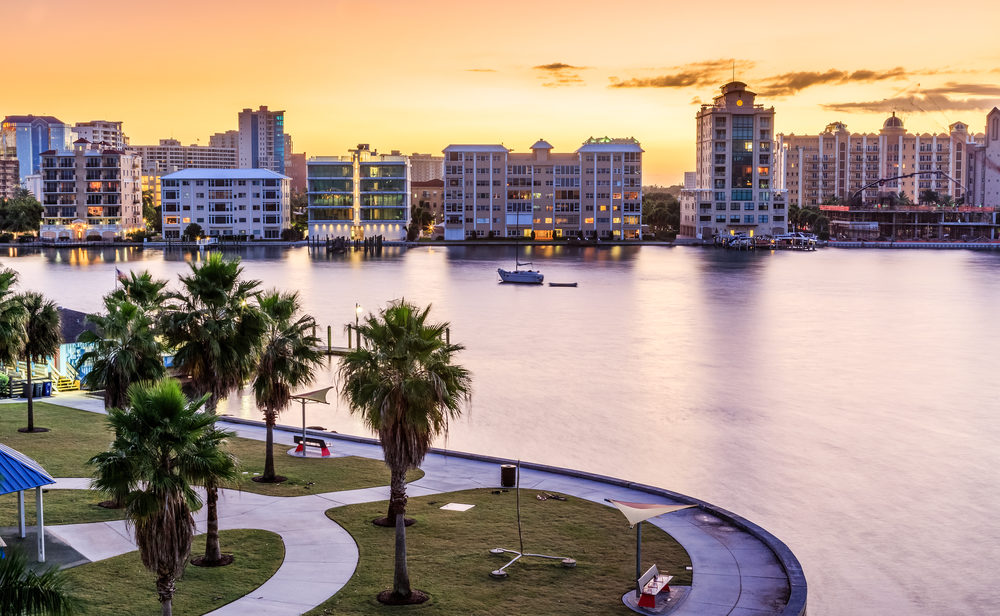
897;191;913;206
290;191;308;235
76;299;165;410
0;268;27;368
182;223;202;241
142;190;161;233
920;189;941;205
0;548;78;615
339;300;471;603
17;292;60;434
90;378;236;616
251;291;323;482
107;270;168;311
0;188;44;234
407;206;433;241
159;253;265;565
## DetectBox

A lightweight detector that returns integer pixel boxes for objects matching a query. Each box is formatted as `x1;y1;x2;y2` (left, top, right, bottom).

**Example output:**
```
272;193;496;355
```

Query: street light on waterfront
355;303;362;348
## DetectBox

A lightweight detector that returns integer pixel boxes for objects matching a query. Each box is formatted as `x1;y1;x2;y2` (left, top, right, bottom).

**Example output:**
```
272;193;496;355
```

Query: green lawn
0;401;421;498
0;489;124;526
307;488;692;615
63;529;284;616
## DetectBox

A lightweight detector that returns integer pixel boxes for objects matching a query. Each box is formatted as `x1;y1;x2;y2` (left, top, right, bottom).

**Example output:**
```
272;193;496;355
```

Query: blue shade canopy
0;444;55;495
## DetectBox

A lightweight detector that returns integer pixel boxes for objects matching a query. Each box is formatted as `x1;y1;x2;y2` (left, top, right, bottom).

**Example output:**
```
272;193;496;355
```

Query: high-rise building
408;153;444;182
39;139;143;240
209;130;239;151
160;169;290;239
131;139;237;175
1;115;72;181
442;137;643;241
73;121;128;149
238;106;285;173
970;107;1000;208
307;144;409;240
0;158;18;200
679;82;787;239
775;115;980;207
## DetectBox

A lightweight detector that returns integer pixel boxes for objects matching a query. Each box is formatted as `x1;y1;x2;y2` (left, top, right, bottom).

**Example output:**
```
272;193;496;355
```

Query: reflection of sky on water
7;245;1000;614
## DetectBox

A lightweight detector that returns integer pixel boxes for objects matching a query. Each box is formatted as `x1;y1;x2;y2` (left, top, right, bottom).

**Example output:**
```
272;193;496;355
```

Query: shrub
281;228;303;241
0;233;14;243
17;234;35;243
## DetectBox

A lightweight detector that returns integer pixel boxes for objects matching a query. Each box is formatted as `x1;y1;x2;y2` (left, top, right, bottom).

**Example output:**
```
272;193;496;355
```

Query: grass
0;490;125;526
0;401;422;499
63;528;284;616
306;488;692;615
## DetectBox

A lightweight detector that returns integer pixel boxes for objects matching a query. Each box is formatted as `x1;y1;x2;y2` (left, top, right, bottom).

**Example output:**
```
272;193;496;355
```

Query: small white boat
498;266;544;284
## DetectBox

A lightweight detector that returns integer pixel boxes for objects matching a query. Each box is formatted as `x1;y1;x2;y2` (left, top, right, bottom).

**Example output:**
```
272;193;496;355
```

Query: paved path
34;392;799;615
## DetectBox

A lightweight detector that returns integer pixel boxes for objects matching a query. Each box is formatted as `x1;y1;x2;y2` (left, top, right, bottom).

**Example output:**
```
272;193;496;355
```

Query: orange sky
6;0;1000;184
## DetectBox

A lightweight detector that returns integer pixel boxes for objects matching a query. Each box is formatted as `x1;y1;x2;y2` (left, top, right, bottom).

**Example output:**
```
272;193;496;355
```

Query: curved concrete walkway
36;393;803;615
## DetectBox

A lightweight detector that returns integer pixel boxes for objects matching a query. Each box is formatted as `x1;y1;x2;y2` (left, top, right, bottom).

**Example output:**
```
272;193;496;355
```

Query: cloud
609;59;752;89
922;82;1000;96
823;93;1000;113
533;62;589;87
465;68;496;73
759;67;907;96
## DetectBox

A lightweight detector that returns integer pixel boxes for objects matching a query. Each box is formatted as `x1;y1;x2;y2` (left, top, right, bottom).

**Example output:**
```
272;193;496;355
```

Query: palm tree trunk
393;513;411;598
262;415;275;481
203;480;222;563
387;465;408;523
156;573;174;616
25;360;33;431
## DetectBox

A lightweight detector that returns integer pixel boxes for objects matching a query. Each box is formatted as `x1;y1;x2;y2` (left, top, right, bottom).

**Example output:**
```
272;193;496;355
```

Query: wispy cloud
922;82;1000;96
465;68;496;73
823;93;1000;113
609;59;751;89
758;67;907;96
533;62;589;87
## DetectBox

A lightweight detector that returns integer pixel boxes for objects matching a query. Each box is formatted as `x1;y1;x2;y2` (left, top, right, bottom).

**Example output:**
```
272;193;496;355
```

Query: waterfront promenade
24;393;804;616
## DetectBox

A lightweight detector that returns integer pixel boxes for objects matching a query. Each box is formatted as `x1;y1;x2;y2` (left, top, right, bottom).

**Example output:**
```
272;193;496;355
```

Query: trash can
22;382;31;398
43;381;52;396
500;464;517;488
33;382;43;398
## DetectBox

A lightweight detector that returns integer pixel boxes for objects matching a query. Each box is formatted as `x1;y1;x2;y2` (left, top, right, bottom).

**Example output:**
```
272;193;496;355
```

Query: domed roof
883;112;904;129
530;139;553;150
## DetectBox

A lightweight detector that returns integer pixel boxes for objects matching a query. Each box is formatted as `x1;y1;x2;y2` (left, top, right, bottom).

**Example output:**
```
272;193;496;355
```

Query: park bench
293;435;331;457
637;564;673;608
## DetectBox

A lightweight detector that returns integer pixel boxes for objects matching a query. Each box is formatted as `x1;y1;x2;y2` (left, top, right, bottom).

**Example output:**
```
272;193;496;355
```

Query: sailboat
498;228;543;284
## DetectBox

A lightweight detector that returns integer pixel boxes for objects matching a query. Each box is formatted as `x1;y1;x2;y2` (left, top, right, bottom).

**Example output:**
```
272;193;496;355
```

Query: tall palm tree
339;300;471;603
90;378;235;616
108;270;168;311
76;298;165;410
18;292;60;434
252;290;323;483
159;253;265;565
0;268;26;373
0;548;78;615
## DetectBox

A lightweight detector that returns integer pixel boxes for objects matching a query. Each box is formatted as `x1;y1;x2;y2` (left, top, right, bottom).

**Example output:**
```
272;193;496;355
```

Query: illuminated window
544;218;552;224
613;193;621;199
87;206;102;216
182;217;191;223
599;205;607;211
584;217;594;224
612;217;621;223
758;166;770;175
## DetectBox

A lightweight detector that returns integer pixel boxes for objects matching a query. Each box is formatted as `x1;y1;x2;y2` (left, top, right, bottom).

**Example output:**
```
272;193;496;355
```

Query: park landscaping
307;488;692;615
62;528;283;615
0;401;421;498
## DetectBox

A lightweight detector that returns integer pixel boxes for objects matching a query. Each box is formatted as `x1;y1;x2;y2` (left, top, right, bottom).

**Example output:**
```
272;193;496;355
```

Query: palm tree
0;267;26;378
17;292;60;434
0;548;78;615
252;291;323;483
90;378;235;616
108;270;168;311
76;298;165;410
339;300;471;603
159;253;265;565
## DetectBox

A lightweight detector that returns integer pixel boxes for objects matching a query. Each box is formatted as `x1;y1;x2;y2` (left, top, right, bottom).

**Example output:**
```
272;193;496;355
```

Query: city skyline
7;0;1000;184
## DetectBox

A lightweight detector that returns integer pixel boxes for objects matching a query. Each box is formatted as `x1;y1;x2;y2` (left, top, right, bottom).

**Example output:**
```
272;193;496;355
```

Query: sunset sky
7;0;1000;184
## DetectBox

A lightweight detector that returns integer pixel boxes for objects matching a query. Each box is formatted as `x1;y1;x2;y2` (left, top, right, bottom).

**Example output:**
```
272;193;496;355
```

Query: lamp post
355;303;362;348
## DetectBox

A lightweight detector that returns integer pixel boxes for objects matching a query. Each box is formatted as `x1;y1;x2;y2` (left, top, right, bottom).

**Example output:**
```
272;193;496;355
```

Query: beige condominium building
39;139;143;240
970;107;1000;207
776;114;981;206
680;82;788;239
73;120;128;149
442;137;643;241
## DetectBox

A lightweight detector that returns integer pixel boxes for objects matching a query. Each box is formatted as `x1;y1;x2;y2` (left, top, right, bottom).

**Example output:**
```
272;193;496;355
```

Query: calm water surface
9;244;1000;615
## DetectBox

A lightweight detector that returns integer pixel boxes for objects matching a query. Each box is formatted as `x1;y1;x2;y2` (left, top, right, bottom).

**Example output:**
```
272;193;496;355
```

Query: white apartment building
970;107;1000;207
679;82;787;239
73;121;128;149
131;139;237;175
238;106;285;173
160;169;290;240
776;115;981;207
39;139;143;240
442;137;643;241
